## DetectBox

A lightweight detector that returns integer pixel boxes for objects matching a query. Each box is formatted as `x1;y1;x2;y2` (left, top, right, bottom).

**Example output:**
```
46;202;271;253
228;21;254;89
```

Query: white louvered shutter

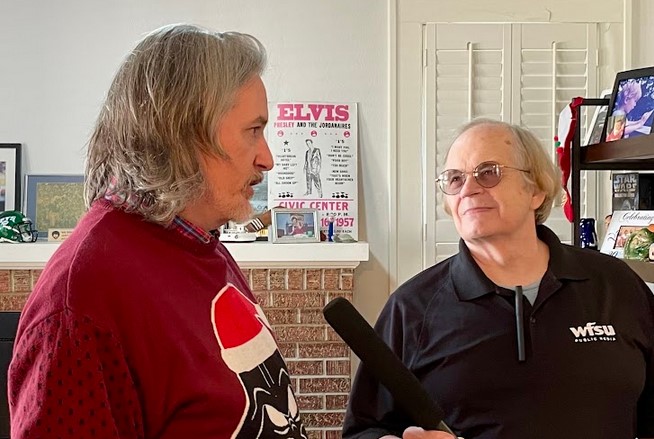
424;23;599;265
423;24;510;264
513;23;597;240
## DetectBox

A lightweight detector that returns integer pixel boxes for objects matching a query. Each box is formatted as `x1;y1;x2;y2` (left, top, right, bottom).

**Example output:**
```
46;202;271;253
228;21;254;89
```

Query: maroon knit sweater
9;201;305;438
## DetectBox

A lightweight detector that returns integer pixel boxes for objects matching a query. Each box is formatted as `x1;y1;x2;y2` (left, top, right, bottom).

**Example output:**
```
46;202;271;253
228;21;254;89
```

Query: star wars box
612;172;654;211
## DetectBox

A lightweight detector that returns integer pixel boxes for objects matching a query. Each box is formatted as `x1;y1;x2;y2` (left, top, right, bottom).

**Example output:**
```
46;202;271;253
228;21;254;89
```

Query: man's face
443;125;545;244
190;76;272;229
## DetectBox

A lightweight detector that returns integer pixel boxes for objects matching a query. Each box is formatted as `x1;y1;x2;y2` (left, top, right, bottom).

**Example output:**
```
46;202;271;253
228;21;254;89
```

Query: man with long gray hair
9;24;307;438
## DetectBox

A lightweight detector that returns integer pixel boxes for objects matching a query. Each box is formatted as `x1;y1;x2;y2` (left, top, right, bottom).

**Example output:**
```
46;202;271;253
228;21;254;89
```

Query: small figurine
0;210;39;243
327;216;335;242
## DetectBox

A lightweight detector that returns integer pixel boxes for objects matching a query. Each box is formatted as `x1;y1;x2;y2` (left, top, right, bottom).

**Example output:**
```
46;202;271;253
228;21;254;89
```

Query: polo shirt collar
451;225;588;301
536;225;588;281
451;241;497;301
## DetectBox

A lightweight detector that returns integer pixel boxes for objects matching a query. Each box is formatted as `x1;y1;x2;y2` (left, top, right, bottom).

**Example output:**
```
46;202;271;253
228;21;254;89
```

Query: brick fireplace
0;257;362;438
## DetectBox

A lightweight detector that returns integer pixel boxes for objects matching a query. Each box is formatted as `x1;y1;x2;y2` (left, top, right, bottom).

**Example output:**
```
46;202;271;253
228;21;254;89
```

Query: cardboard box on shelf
612;172;654;211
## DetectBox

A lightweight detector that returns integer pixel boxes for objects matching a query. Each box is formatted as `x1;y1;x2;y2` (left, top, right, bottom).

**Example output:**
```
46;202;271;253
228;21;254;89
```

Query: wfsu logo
569;322;616;342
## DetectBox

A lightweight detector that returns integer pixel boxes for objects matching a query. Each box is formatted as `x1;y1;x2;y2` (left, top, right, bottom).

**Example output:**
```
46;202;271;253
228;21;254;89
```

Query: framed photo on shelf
600;210;654;258
24;174;85;241
602;67;654;143
583;89;612;146
0;143;22;212
271;208;320;243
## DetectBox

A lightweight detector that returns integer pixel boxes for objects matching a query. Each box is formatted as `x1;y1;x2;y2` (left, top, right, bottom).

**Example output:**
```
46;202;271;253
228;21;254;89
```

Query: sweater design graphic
212;283;306;438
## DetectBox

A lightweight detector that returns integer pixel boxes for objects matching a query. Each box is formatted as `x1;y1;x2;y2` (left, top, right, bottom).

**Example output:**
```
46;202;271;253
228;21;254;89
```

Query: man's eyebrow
251;116;268;125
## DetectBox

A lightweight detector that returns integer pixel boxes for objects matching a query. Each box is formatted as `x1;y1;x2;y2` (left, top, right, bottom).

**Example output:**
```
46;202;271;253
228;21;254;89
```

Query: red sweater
9;201;306;438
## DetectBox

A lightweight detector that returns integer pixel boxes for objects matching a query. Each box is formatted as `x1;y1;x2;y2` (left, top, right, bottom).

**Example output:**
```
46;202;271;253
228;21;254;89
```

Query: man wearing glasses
344;119;654;439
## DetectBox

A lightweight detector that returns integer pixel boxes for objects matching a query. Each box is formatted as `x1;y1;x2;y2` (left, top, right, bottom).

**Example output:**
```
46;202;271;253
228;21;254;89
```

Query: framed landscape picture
24;174;85;240
0;144;21;212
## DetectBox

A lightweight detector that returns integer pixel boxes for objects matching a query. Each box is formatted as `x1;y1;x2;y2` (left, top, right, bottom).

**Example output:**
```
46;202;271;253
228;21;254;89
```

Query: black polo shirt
343;226;654;439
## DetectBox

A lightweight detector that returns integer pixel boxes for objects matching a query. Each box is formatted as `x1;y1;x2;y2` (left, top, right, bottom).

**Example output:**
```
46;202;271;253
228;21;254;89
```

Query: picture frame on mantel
24;174;85;241
0;144;22;212
271;208;320;243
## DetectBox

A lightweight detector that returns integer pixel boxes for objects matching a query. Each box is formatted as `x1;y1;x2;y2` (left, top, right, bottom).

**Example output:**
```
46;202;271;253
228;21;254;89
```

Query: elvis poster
267;102;358;240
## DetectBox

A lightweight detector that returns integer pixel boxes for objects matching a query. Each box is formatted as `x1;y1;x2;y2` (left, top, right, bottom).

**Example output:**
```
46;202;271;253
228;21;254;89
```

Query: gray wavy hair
443;119;562;224
85;24;267;225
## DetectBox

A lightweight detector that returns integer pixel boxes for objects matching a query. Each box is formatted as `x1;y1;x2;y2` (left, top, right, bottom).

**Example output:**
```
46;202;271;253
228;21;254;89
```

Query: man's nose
256;138;274;171
458;173;482;196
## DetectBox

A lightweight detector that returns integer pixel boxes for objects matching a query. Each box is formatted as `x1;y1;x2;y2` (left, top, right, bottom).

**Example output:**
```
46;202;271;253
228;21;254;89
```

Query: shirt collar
451;225;588;301
171;216;218;244
102;179;219;245
537;225;588;281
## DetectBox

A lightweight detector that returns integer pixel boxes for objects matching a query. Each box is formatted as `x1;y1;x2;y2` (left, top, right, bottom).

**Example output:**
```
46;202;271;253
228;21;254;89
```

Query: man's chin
229;203;254;224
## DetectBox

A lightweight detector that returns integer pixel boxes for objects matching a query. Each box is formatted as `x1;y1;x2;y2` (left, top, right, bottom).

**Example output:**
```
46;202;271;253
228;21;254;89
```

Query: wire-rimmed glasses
436;161;530;195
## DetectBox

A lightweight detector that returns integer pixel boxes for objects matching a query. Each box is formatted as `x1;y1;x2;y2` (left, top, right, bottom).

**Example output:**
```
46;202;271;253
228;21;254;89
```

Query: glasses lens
439;170;465;194
475;162;502;188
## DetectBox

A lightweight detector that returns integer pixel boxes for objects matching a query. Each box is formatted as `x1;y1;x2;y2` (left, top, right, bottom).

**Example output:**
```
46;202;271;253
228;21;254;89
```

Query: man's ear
530;189;547;211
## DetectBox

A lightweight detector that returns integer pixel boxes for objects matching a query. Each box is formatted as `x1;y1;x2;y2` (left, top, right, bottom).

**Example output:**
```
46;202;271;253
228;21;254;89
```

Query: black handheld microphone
323;297;455;435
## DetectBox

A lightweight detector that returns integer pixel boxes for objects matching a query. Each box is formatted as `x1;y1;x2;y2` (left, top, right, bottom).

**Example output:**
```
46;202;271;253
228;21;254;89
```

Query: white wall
6;0;650;338
0;1;391;325
632;0;654;68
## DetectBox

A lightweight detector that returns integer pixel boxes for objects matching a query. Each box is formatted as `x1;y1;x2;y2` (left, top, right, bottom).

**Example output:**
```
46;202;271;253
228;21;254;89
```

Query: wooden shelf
580;135;654;169
571;98;654;284
571;98;654;249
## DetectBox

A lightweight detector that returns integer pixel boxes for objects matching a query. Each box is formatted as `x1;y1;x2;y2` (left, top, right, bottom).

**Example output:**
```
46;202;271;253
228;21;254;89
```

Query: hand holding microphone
322;297;456;437
380;426;456;438
402;426;456;438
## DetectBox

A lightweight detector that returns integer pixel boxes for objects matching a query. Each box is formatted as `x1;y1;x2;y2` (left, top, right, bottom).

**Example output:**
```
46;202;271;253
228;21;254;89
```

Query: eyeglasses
436;161;530;195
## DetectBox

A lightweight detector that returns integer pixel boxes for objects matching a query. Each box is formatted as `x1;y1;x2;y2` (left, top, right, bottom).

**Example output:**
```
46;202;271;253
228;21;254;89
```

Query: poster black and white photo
267;102;358;239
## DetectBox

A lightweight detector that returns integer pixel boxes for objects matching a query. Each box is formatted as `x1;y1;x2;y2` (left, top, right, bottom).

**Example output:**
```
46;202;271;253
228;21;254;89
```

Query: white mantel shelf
0;241;370;270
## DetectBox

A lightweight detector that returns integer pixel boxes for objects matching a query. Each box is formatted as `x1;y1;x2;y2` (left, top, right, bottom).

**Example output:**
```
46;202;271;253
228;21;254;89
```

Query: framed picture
583;89;612;146
602;67;654;142
271;208;320;243
600;210;654;258
0;144;21;212
24;174;85;241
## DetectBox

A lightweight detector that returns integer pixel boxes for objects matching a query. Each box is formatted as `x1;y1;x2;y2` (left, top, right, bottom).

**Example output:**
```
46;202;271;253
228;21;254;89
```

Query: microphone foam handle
323;297;454;435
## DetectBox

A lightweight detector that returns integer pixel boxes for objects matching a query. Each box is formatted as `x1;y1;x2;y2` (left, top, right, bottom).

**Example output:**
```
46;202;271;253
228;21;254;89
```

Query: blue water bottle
579;218;598;250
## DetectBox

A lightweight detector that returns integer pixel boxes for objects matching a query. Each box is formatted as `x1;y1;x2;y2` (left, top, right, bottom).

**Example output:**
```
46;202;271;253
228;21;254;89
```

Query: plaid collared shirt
171;215;218;244
104;179;217;245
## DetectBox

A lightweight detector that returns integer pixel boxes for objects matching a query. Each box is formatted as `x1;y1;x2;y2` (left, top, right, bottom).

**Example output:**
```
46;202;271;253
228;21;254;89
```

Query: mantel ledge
0;241;370;270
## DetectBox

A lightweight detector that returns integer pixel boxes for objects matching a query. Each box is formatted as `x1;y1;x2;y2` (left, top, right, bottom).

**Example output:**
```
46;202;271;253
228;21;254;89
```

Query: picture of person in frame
277;212;316;239
288;214;309;235
610;77;654;139
614;225;642;249
606;110;627;142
